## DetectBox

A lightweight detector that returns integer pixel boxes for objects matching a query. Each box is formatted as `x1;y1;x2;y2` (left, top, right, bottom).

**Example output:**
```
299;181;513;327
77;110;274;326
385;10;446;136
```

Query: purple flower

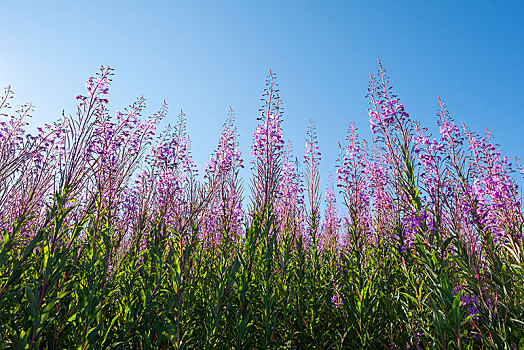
331;283;344;308
453;285;480;320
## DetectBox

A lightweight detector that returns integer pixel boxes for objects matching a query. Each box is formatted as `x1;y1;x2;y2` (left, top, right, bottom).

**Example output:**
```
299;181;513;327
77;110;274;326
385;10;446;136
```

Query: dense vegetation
1;64;523;349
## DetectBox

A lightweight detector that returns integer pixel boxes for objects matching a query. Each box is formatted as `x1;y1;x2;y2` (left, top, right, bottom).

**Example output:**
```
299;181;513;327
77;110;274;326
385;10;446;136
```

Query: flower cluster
319;187;340;254
250;70;285;213
251;113;285;159
337;124;371;249
369;98;409;135
203;109;244;246
453;285;480;320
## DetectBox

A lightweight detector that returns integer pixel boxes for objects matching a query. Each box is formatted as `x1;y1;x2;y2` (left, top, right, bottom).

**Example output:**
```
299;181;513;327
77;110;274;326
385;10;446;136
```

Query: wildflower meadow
1;63;523;349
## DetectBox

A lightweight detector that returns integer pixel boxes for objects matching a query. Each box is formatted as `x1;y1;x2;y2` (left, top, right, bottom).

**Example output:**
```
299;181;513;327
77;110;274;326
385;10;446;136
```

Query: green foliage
1;195;524;349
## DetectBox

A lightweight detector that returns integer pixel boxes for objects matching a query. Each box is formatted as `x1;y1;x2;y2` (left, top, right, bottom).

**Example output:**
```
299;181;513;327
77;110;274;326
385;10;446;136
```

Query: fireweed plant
0;63;523;349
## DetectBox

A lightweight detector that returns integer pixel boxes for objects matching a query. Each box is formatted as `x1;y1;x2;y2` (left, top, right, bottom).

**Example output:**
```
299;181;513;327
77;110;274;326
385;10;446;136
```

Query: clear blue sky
1;0;523;192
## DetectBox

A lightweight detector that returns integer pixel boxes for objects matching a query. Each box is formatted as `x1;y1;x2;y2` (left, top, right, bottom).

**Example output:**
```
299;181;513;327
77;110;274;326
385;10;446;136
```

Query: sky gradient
1;0;523;192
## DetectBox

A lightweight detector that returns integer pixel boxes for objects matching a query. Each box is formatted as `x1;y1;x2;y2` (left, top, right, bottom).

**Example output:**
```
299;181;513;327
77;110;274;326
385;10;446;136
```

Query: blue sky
1;0;523;193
